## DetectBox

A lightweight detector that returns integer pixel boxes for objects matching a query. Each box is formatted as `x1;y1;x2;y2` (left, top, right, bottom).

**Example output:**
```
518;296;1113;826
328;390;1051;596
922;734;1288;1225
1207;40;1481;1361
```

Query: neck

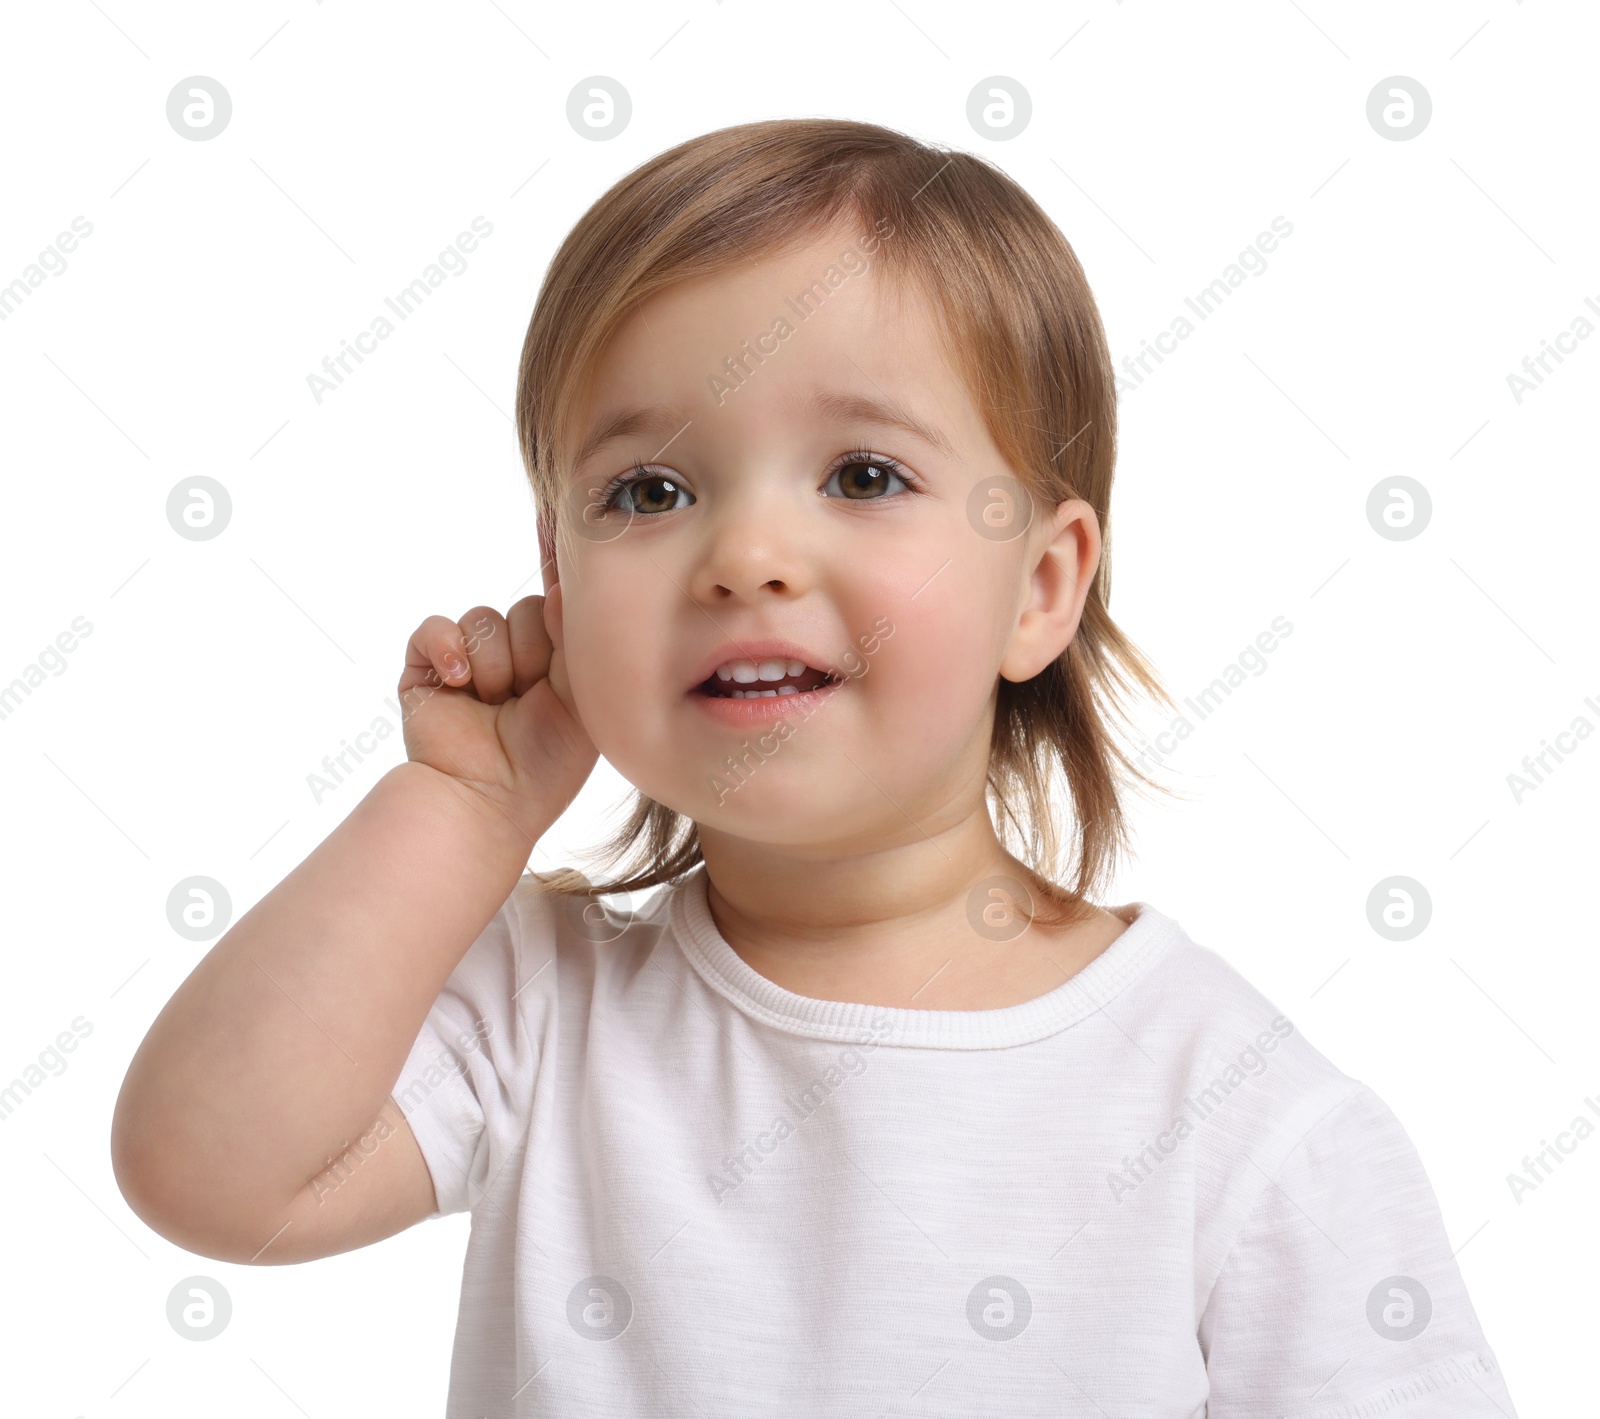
694;798;1097;1008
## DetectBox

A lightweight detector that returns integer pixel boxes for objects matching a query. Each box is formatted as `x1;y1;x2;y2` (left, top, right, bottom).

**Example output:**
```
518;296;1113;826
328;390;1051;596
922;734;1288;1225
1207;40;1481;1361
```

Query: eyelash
826;447;921;498
595;447;921;513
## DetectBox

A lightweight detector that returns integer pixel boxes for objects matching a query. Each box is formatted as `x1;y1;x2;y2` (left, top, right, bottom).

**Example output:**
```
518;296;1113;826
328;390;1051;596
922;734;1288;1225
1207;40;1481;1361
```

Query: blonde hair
516;116;1177;921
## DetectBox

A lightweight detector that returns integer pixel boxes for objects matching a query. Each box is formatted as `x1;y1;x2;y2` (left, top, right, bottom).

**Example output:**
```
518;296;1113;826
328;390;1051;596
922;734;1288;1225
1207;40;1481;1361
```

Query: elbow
109;1074;165;1229
110;1080;197;1251
110;1079;265;1264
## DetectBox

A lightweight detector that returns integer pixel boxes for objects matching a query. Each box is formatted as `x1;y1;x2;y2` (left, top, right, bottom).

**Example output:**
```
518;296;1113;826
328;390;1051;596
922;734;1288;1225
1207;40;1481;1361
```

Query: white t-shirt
391;866;1518;1417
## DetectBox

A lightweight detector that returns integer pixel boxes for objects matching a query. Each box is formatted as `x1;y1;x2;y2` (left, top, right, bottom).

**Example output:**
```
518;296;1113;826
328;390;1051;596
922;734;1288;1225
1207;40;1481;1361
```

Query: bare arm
111;762;538;1261
110;596;595;1262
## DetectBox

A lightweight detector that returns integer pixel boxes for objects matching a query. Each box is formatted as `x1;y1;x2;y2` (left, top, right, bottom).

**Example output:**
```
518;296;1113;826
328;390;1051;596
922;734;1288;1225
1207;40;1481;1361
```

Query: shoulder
1116;906;1401;1254
397;873;679;1107
422;871;678;1028
1121;903;1365;1129
501;869;680;980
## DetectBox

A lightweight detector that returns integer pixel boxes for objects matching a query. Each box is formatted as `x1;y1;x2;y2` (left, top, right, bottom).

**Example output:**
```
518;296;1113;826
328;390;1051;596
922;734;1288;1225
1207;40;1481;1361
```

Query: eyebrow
573;388;956;467
804;389;956;460
574;405;693;468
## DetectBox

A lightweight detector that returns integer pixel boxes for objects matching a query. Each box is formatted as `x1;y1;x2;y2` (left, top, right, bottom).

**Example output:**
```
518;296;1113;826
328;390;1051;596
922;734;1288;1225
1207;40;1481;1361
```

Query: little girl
112;118;1518;1416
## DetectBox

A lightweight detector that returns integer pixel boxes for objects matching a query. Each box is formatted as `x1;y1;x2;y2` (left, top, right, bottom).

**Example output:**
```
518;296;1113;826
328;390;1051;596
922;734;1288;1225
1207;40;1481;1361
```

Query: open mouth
696;657;844;699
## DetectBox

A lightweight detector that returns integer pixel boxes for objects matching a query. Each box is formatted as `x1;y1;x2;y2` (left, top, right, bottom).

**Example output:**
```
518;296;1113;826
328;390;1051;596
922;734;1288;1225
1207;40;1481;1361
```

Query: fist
396;594;597;837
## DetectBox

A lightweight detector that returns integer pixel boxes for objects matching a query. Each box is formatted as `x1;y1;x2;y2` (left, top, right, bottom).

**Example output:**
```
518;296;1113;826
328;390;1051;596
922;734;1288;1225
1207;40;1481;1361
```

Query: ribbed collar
667;865;1181;1050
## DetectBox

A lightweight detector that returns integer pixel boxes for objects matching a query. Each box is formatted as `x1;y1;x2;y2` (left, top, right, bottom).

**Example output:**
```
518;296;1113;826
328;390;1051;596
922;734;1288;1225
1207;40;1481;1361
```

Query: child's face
548;222;1095;851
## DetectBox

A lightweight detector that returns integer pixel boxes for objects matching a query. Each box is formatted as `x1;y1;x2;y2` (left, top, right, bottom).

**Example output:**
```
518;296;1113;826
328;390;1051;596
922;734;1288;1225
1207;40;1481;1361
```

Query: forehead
574;225;982;460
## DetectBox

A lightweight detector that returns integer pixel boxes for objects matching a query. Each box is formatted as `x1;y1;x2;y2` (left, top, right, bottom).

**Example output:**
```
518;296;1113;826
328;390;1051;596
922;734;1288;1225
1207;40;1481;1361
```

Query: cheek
866;584;1002;719
556;571;654;731
837;538;1014;722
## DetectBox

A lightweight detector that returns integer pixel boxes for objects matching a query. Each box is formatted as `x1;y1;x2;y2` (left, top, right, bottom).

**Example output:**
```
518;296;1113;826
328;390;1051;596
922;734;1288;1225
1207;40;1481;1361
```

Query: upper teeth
714;658;808;683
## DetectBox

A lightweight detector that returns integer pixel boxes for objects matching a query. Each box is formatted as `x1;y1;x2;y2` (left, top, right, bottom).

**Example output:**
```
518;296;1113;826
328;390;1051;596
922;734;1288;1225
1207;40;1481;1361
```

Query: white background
1;0;1593;1413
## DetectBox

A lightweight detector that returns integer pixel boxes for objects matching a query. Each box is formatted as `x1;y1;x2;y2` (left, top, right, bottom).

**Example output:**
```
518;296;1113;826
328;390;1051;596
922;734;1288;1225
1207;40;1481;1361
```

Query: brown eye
607;473;693;515
824;458;908;500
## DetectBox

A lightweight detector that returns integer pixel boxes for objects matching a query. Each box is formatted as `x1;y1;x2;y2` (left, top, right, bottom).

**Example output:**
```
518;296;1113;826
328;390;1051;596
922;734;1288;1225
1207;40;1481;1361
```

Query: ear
998;498;1101;683
538;512;565;650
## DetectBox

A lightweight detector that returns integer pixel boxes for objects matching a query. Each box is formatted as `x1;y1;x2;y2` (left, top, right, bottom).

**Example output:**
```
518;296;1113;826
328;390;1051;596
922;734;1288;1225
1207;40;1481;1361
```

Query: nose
686;483;813;603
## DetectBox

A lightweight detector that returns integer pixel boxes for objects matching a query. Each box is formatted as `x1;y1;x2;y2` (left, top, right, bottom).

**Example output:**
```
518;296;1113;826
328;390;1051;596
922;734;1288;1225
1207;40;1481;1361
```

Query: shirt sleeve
387;877;549;1218
1198;1083;1518;1418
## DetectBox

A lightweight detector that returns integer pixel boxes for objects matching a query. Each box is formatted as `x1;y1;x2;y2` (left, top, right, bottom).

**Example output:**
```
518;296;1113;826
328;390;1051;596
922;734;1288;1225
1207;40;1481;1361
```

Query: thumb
532;645;598;773
501;656;598;802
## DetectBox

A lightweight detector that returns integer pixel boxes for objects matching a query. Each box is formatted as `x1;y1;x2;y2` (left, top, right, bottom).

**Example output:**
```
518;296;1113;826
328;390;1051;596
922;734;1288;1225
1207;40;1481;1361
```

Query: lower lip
690;681;845;725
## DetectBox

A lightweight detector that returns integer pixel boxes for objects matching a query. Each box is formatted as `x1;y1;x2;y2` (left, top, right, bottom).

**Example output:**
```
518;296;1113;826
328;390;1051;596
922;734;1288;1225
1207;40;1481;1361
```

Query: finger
506;596;553;697
457;605;513;705
399;614;479;699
